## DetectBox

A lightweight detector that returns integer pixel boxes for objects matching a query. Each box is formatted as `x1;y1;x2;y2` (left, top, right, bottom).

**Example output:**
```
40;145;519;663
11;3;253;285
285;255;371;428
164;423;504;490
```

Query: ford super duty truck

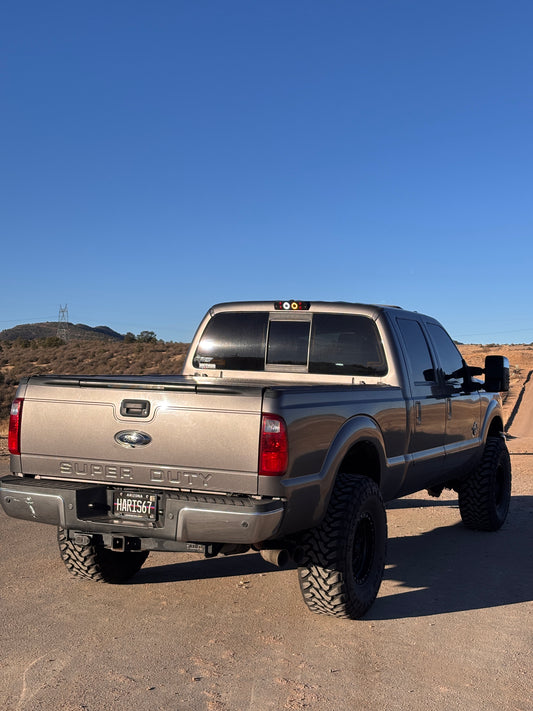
1;301;511;619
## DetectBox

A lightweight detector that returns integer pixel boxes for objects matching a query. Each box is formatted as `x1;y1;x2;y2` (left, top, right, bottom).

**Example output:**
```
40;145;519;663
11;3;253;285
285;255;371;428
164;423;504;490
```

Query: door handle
415;401;422;425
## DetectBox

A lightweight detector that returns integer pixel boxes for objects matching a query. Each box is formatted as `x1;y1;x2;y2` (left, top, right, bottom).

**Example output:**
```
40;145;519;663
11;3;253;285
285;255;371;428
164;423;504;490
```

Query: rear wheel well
488;416;504;438
338;440;381;487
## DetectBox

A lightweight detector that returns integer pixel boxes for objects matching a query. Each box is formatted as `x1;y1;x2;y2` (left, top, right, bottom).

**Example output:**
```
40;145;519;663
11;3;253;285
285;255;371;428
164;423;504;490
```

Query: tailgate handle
120;399;151;418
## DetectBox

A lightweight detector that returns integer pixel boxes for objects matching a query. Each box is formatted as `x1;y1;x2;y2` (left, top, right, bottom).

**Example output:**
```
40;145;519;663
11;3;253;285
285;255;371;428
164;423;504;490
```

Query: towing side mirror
484;355;510;392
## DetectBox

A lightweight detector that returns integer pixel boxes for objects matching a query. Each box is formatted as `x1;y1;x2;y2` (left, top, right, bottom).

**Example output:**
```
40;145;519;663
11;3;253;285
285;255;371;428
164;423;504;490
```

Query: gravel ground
0;445;531;711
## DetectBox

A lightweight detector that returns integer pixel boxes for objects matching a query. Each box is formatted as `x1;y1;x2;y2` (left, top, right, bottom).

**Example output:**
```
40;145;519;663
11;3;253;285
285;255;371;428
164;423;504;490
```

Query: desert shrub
137;331;158;344
40;337;65;347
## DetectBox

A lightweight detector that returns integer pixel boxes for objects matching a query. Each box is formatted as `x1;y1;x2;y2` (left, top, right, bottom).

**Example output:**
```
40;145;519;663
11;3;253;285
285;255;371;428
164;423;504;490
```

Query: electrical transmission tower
57;304;69;342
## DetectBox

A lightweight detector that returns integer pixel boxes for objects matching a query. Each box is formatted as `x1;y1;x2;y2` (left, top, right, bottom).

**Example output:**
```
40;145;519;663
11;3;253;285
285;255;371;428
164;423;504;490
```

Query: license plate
112;491;157;520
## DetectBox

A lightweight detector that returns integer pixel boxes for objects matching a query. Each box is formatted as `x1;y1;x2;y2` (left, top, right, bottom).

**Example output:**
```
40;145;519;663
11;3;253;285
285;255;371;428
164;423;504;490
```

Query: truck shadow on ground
133;495;532;620
134;550;280;584
386;496;459;509
369;494;533;620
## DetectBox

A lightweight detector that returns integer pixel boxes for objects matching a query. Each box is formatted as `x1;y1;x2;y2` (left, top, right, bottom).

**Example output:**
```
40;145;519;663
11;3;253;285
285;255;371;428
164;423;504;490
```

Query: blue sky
2;1;532;344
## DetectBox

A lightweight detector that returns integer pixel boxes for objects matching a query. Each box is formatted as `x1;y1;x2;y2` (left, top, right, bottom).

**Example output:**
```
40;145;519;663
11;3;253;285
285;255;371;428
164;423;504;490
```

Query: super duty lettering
61;462;133;480
1;301;511;619
149;469;213;487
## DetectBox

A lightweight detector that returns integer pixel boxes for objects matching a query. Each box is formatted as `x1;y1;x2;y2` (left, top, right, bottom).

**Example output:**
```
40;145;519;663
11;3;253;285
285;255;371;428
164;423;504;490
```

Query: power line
456;327;532;339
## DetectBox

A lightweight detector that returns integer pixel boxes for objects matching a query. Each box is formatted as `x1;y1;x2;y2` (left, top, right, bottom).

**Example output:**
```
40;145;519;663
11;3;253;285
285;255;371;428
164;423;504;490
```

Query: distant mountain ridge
0;322;124;342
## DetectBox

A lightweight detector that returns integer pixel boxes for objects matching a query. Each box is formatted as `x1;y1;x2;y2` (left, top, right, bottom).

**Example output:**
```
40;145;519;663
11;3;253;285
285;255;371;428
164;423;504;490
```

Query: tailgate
17;376;264;495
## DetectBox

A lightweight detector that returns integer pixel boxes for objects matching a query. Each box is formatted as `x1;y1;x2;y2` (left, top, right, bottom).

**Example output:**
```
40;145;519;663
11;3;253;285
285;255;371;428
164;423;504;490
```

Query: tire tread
57;528;148;583
298;474;387;619
458;437;511;531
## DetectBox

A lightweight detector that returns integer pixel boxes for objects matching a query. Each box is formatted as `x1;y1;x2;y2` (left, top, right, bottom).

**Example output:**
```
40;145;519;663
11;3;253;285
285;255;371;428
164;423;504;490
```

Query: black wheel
458;437;512;531
58;528;149;583
297;474;387;619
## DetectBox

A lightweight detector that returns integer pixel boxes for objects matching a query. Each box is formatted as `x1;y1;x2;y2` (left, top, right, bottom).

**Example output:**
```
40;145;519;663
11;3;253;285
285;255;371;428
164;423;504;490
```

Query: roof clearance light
274;301;310;311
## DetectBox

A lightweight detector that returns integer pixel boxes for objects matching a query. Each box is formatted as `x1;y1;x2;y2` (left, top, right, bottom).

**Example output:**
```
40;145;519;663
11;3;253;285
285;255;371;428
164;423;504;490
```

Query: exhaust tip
259;548;290;568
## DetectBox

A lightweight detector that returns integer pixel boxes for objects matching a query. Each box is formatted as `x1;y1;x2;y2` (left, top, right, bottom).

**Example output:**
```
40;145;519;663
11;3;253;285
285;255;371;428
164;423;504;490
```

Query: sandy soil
1;452;531;711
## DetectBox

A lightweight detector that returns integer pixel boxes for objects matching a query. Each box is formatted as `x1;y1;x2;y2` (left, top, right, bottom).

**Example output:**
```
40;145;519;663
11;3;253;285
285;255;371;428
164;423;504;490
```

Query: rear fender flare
315;415;387;521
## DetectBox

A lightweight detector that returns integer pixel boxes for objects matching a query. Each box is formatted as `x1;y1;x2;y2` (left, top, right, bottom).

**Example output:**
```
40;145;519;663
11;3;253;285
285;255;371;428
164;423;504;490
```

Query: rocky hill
0;322;124;342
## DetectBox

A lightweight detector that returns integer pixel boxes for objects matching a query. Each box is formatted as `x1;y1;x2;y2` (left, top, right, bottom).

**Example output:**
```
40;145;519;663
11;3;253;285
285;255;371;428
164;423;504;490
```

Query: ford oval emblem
114;430;152;448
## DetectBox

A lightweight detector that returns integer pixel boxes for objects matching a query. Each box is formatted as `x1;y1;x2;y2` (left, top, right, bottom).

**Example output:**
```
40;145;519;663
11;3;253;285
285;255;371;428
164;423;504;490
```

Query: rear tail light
8;398;24;455
259;414;288;476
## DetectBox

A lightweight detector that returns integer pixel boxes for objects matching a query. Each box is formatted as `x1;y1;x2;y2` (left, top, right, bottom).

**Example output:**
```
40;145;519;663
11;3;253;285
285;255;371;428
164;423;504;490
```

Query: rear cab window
193;312;268;371
193;311;388;377
267;320;310;367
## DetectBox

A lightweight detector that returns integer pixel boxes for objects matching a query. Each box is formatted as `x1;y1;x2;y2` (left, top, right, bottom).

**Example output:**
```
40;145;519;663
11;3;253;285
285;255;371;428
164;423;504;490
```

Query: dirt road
1;415;532;710
507;371;533;454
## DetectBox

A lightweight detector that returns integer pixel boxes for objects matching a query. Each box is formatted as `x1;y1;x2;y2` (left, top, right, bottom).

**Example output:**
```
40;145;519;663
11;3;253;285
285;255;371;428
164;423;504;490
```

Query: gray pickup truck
1;301;511;619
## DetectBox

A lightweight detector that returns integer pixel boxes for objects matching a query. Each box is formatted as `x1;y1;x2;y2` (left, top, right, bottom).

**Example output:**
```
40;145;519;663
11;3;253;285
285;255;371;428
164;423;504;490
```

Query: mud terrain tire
58;527;149;583
458;436;511;531
297;474;387;619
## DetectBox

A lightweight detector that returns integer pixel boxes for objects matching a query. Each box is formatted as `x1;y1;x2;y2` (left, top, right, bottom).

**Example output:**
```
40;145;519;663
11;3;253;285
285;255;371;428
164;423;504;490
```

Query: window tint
427;323;463;378
397;318;435;383
267;321;310;366
309;314;387;376
193;313;268;371
193;311;388;376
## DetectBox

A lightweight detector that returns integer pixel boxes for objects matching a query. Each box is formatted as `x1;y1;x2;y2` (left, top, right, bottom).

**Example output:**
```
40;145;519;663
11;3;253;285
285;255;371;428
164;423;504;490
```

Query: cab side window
397;318;435;384
426;323;463;383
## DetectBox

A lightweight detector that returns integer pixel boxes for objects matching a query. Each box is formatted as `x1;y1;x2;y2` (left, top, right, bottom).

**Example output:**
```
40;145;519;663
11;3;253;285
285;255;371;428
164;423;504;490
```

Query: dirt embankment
458;344;533;426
